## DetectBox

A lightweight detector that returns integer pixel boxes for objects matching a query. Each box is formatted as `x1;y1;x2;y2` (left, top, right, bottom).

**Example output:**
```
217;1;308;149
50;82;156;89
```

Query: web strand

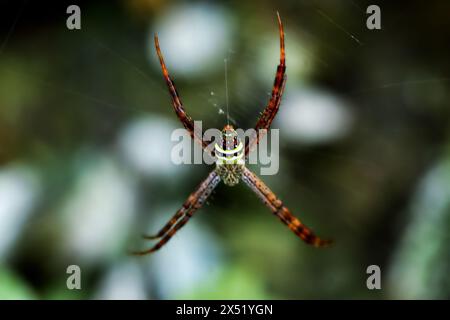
224;58;230;125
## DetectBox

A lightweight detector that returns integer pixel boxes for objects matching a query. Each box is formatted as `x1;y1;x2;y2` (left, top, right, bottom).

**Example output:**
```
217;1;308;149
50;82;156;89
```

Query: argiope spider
132;13;331;255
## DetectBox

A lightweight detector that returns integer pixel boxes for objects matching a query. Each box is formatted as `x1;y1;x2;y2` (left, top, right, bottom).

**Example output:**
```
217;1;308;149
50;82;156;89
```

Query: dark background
0;0;449;299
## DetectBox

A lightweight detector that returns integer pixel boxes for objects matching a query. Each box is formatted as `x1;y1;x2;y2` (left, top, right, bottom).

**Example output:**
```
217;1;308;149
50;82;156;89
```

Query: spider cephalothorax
133;13;331;255
214;125;245;187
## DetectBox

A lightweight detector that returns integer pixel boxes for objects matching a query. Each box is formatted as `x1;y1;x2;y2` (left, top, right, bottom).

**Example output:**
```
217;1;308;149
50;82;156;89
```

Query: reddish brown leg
154;34;209;150
141;204;187;240
141;170;219;240
245;12;287;157
132;170;221;255
241;167;331;247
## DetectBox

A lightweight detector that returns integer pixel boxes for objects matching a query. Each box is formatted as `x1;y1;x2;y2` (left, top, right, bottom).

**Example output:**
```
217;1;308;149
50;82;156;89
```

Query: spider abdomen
214;124;245;186
215;162;245;186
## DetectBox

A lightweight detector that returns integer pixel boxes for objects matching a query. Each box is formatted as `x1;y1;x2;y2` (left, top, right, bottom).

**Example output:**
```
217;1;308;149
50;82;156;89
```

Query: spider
132;13;331;255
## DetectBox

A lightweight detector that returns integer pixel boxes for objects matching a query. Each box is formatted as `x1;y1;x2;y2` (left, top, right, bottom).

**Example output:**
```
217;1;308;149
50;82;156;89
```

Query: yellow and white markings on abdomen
214;131;245;186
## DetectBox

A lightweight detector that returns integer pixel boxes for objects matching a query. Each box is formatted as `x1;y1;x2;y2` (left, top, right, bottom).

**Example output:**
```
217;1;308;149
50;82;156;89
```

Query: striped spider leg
241;13;331;246
154;33;211;152
242;167;331;247
132;170;221;255
245;12;286;157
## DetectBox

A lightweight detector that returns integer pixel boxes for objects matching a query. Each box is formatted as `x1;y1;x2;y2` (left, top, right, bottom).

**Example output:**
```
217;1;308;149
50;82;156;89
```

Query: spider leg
154;34;210;150
241;167;331;247
141;170;219;240
132;170;221;255
245;12;287;157
141;208;185;240
140;186;203;240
